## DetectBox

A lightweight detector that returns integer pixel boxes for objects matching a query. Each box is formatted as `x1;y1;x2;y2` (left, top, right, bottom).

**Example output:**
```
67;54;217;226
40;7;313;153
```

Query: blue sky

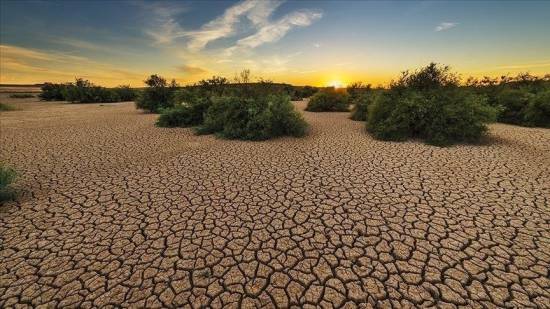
1;0;549;86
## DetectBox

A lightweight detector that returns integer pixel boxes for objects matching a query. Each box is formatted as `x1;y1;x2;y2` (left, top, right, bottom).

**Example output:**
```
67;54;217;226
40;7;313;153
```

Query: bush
39;83;67;101
347;82;371;102
39;80;136;103
197;94;307;140
465;73;550;127
367;63;497;146
9;93;34;99
113;85;137;101
305;89;350;112
493;88;531;125
292;86;318;100
156;99;210;128
135;75;177;113
63;78;119;103
523;90;550;127
350;92;378;121
0;164;17;202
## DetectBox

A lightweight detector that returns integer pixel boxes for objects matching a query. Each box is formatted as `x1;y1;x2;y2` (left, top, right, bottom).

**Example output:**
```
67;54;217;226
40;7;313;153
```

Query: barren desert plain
1;93;549;307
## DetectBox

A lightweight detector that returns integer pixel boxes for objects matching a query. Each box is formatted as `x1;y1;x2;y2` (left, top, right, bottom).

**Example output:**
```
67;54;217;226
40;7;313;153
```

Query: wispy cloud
435;22;457;32
231;9;322;51
147;0;321;54
147;0;282;48
184;0;265;51
144;1;189;44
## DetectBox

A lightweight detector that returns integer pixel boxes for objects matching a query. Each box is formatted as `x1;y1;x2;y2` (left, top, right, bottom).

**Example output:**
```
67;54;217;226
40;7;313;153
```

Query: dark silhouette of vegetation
0;163;17;202
135;75;178;113
114;85;138;101
39;79;137;103
367;63;497;146
8;93;34;99
347;82;371;102
305;88;350;112
292;85;318;100
39;83;66;101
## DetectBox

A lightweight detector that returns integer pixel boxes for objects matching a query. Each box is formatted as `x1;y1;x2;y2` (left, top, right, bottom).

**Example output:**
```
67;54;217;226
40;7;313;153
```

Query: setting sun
328;80;345;88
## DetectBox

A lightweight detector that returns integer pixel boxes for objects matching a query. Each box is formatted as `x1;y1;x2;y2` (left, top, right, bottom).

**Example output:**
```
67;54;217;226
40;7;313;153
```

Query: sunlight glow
328;80;345;88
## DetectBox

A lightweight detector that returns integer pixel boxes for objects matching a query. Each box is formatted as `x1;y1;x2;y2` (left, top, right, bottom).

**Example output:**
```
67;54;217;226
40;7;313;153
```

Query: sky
1;0;550;87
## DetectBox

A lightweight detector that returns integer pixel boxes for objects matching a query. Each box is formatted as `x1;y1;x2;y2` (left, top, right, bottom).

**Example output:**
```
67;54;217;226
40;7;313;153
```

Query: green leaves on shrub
524;90;550;127
0;163;17;202
197;95;307;140
39;79;137;103
465;73;550;127
350;92;378;121
367;63;498;146
292;86;318;100
135;75;178;113
39;83;67;101
64;79;120;103
156;98;211;128
493;88;531;125
114;85;138;102
305;89;350;112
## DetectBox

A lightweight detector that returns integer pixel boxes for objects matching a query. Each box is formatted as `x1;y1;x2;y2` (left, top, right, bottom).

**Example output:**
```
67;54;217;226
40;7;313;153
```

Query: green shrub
9;93;34;99
196;76;229;96
291;85;318;100
347;82;371;102
156;99;210;128
197;94;307;140
493;88;531;125
39;80;135;103
63;78;119;103
113;85;137;101
523;90;550;127
350;92;378;121
305;89;350;112
367;63;497;146
39;83;67;101
135;75;177;113
0;164;17;202
465;73;550;127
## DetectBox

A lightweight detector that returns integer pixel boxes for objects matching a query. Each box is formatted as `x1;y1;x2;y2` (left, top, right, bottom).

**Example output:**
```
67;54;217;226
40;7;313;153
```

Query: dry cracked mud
1;99;549;308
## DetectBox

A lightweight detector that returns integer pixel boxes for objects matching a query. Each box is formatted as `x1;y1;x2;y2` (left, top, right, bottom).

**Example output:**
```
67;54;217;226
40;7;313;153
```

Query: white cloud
233;10;322;50
435;22;457;32
146;0;321;53
313;43;321;48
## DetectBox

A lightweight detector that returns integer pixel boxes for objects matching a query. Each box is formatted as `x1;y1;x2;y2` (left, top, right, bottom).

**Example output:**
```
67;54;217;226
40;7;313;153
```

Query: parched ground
1;98;549;308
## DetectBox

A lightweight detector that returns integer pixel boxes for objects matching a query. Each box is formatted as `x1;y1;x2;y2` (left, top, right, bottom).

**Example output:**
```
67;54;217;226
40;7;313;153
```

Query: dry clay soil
1;98;549;308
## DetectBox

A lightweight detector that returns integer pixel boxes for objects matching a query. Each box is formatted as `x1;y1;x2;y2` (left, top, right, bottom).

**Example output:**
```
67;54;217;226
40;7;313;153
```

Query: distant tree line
39;78;137;103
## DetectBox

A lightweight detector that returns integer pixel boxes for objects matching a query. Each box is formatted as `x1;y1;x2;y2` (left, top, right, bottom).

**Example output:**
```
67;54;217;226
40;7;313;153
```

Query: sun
328;80;345;88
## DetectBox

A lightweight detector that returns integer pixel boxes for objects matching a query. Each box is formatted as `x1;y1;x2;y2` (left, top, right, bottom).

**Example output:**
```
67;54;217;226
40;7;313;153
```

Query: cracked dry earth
1;99;550;308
